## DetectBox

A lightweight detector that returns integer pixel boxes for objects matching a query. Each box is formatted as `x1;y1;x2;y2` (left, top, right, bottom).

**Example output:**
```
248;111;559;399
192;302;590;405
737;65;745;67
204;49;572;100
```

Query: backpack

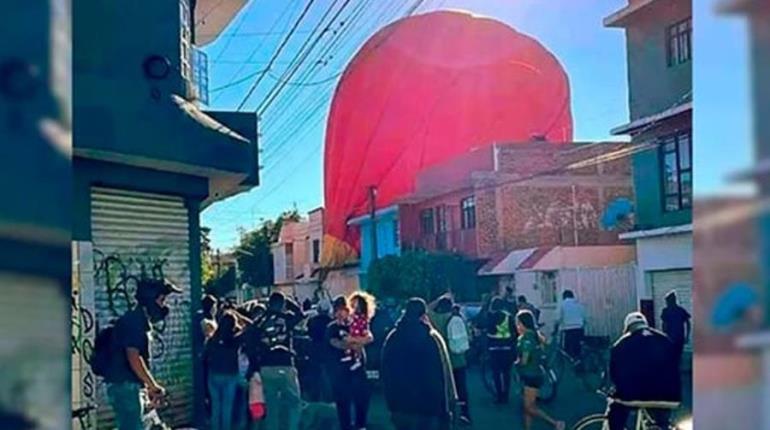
90;325;115;377
447;315;470;355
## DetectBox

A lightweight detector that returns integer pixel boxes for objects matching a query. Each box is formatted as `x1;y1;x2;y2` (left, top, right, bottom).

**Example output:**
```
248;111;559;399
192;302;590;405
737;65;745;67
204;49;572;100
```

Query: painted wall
356;210;401;274
630;116;692;230
74;0;258;184
634;231;692;300
624;0;692;120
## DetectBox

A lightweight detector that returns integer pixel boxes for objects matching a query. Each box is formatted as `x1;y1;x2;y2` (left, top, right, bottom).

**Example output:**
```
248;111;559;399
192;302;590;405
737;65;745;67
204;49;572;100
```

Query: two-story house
71;0;258;427
271;208;334;301
604;0;693;339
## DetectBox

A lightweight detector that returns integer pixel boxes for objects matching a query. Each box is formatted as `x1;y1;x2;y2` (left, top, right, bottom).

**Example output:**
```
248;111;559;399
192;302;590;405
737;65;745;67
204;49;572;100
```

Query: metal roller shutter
90;187;192;429
652;269;693;352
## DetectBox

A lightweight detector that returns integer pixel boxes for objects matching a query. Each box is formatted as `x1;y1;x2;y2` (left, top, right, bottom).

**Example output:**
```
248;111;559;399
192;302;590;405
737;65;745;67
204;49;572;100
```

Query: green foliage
235;209;300;289
367;251;480;302
201;227;216;290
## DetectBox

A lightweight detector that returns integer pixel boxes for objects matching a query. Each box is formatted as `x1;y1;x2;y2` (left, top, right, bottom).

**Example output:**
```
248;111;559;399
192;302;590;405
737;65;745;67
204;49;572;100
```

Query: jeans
209;373;241;430
607;403;671;430
107;382;143;430
261;366;302;430
331;368;371;430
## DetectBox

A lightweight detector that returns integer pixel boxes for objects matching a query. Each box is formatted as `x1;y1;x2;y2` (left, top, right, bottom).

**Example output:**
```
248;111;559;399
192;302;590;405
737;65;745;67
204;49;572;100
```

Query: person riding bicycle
607;312;681;430
554;290;586;362
486;297;517;404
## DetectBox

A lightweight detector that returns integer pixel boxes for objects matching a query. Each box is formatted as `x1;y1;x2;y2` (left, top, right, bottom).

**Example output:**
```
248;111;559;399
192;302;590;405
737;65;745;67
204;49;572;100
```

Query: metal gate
652;269;693;352
90;187;192;428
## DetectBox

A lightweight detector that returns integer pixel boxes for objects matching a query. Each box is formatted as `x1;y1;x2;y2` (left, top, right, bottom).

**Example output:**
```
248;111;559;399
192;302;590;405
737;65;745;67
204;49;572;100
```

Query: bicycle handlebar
597;391;681;411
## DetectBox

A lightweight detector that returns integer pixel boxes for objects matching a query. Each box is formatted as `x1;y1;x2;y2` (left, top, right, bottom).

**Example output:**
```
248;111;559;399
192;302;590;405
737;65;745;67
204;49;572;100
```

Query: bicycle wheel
571;414;611;430
580;350;608;393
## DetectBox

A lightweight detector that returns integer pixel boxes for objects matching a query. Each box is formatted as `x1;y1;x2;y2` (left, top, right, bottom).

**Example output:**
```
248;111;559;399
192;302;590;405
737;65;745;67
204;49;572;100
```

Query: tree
201;227;217;291
367;250;481;303
235;209;300;289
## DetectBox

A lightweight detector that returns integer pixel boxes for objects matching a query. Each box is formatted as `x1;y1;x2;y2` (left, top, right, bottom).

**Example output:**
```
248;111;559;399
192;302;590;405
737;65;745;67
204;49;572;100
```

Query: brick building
398;141;635;261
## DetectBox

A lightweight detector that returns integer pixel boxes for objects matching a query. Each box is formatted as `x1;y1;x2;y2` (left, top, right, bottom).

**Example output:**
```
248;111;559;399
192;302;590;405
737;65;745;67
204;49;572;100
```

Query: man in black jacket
381;298;457;430
607;312;681;430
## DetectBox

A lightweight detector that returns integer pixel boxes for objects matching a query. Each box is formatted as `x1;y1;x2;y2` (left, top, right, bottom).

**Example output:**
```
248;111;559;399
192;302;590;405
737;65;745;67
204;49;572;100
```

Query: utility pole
369;186;378;266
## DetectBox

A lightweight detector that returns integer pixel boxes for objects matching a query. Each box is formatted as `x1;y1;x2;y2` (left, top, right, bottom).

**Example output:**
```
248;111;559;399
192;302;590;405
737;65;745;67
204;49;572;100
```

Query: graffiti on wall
93;249;170;317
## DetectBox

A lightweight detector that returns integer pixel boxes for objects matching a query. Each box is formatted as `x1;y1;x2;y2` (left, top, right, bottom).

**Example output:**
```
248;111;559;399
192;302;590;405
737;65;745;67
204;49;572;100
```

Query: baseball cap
623;312;649;333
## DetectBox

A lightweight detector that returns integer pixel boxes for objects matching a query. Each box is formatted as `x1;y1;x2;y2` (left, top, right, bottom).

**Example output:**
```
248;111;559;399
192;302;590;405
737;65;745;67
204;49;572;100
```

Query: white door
652;269;693;352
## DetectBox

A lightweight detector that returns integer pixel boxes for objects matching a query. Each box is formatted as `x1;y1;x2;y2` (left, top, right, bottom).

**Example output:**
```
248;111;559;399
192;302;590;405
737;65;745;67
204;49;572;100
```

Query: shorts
520;373;544;389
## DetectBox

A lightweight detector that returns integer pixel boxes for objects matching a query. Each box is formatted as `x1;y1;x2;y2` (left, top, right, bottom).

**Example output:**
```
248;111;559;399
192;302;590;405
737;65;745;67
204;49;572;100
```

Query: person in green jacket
515;310;565;430
429;294;471;425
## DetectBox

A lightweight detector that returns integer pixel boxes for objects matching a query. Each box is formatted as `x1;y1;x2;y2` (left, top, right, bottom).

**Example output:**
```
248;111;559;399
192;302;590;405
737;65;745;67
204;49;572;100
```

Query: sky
200;0;753;250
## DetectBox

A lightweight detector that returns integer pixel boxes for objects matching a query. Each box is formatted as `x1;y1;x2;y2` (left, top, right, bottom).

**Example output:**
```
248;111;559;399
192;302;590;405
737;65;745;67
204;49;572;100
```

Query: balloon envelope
323;10;573;266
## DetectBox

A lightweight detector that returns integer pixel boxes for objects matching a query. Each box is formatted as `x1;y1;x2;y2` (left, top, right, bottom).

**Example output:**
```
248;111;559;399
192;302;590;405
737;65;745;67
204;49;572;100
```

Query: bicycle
572;390;689;430
546;332;610;393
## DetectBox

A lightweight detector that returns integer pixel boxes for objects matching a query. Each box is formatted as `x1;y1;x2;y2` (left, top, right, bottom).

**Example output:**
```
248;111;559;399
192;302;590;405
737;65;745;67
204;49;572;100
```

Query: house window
180;0;192;80
661;131;692;212
436;205;448;232
667;18;691;66
461;196;476;229
420;208;435;235
312;239;320;264
539;271;558;305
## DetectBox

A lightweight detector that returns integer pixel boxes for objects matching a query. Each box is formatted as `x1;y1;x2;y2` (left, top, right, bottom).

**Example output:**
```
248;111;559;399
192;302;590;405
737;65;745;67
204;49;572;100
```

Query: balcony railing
412;229;477;256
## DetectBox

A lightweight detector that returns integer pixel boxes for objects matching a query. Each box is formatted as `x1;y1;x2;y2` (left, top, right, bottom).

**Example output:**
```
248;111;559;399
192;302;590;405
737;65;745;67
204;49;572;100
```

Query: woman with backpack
204;310;246;430
514;310;565;430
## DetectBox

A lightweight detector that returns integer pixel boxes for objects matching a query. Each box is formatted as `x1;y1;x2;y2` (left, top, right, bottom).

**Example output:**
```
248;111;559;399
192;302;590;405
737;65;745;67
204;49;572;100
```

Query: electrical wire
236;0;319;111
211;0;300;104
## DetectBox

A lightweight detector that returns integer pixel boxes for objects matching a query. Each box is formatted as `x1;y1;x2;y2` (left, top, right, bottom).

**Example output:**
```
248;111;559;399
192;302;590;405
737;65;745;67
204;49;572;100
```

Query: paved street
360;366;693;430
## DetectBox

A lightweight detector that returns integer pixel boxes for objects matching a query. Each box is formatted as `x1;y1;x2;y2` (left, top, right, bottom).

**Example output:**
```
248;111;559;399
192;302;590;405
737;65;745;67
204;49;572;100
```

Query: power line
236;0;319;111
211;0;301;104
264;0;393;122
255;0;355;115
266;70;344;87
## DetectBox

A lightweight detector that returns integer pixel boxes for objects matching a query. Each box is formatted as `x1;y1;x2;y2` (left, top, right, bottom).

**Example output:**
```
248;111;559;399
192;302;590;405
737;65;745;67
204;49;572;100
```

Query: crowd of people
96;278;689;430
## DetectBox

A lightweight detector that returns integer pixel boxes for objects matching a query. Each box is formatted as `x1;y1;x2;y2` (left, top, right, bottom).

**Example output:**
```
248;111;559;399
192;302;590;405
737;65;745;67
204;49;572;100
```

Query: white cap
623;312;648;333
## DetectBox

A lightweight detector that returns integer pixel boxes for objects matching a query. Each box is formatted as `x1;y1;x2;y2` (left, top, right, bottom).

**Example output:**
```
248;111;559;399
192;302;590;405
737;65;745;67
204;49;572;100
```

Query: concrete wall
631;115;692;230
635;231;692;300
624;0;692;120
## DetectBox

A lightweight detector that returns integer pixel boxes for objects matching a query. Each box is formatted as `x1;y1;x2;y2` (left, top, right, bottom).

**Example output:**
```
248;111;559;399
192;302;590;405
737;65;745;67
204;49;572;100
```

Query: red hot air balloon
323;10;573;267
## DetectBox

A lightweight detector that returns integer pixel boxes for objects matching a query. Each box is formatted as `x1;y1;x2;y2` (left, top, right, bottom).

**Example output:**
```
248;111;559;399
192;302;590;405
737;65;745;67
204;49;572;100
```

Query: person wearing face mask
103;278;181;430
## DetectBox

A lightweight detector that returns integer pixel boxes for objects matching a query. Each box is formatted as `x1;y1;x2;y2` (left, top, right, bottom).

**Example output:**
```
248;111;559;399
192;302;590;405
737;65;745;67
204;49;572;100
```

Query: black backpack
90;324;115;377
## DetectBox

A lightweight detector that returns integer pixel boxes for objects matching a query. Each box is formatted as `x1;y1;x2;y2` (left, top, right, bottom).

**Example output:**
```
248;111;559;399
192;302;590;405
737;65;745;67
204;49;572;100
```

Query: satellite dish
712;282;758;331
601;197;634;231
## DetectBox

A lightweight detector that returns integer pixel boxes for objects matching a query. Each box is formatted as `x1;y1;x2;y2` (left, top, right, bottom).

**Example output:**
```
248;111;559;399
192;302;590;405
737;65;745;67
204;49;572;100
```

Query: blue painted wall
357;211;400;274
